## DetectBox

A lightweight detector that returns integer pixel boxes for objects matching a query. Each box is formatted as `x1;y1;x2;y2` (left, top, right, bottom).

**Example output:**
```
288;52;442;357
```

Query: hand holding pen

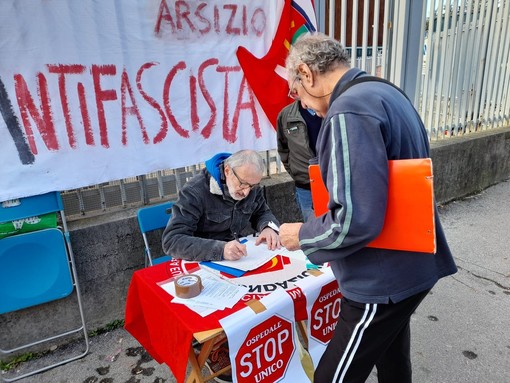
223;233;248;261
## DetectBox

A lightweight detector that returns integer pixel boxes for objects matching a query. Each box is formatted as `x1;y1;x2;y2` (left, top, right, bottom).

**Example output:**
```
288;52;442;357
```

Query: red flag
236;0;317;129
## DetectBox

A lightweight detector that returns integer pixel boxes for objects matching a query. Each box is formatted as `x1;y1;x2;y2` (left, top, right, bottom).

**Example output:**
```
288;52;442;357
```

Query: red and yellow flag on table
236;0;317;129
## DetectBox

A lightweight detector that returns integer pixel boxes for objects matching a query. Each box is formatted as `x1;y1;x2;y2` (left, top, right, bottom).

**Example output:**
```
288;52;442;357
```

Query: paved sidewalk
3;180;510;383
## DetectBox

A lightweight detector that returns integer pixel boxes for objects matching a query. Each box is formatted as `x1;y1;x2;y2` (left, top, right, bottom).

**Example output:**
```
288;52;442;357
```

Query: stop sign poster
294;267;342;367
219;288;311;383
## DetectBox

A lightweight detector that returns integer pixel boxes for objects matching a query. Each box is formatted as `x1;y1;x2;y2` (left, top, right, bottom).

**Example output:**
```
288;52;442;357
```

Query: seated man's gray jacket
162;154;279;262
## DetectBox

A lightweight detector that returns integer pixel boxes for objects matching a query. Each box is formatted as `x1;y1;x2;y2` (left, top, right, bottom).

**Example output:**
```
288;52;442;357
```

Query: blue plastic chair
0;192;89;382
137;201;174;266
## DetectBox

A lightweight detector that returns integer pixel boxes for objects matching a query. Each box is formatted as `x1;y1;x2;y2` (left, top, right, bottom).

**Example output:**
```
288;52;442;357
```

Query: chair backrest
0;192;63;222
0;192;72;314
1;192;62;240
0;228;73;314
137;201;174;266
0;191;89;380
137;201;174;234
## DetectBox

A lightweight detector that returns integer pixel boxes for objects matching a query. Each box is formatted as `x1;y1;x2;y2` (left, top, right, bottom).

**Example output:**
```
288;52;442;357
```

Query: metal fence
61;150;284;219
420;0;510;138
62;0;510;219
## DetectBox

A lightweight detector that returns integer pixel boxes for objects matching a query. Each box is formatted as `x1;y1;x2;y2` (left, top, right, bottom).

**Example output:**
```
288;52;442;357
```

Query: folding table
125;256;322;383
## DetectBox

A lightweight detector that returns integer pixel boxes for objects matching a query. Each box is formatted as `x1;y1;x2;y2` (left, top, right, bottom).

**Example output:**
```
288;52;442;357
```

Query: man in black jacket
277;100;322;221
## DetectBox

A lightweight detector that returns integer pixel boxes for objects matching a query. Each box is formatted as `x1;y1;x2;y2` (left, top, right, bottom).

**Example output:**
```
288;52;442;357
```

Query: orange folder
309;158;436;253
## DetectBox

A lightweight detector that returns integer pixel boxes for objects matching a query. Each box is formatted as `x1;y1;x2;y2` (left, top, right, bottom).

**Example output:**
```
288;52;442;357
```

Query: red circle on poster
310;280;342;344
235;314;295;383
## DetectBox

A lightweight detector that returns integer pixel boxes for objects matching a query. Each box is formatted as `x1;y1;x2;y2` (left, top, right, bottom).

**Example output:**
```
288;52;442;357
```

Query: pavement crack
454;256;508;277
471;272;510;291
455;266;510;292
451;274;477;291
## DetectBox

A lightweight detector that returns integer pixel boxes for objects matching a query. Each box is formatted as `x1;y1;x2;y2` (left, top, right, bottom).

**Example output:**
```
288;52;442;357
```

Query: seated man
162;149;281;383
162;149;280;261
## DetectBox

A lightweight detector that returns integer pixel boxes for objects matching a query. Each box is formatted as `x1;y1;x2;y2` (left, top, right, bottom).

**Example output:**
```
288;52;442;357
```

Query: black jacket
162;154;278;262
276;101;316;188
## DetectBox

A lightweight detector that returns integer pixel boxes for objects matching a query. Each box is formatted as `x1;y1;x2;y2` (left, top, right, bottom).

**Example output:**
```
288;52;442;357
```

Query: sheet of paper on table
159;268;248;317
209;235;307;271
272;246;308;262
274;246;321;269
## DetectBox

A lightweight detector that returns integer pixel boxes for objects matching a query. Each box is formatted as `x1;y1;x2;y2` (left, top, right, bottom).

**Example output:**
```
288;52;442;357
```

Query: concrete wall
2;126;510;357
431;127;510;204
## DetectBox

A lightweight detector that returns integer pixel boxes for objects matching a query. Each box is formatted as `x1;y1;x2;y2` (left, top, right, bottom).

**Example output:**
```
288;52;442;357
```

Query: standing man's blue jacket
300;68;457;304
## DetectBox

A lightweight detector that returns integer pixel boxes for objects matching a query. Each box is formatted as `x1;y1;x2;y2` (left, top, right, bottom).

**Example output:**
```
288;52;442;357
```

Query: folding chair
137;201;174;266
0;192;89;382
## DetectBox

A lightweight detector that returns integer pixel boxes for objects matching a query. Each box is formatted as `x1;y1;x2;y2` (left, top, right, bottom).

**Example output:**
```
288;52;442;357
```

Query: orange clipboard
309;158;436;253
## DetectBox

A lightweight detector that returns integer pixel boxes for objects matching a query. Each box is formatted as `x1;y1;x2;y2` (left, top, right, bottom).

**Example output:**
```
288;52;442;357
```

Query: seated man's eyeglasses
287;76;301;100
231;167;259;190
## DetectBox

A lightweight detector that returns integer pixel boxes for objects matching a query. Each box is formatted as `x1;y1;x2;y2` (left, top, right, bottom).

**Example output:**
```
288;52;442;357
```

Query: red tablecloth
125;257;312;383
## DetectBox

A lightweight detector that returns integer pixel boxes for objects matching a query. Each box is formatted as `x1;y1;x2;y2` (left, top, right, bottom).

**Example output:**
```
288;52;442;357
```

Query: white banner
0;0;283;201
294;267;341;367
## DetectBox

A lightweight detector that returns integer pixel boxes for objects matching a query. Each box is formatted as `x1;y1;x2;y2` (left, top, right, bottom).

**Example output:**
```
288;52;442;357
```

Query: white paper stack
159;268;248;317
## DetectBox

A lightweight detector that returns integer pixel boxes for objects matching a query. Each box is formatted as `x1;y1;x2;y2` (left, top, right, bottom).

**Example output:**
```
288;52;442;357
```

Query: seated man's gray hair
225;150;265;175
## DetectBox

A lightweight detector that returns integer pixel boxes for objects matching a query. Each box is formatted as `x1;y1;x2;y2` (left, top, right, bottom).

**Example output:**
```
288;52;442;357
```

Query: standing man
279;32;457;383
277;100;323;221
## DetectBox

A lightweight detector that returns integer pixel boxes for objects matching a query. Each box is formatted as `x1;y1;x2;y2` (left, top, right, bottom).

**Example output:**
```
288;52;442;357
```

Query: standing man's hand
223;240;247;261
255;227;281;250
279;223;303;251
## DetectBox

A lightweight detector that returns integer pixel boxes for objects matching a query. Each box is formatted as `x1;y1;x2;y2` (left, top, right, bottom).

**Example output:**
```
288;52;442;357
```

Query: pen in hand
234;232;248;244
224;232;247;260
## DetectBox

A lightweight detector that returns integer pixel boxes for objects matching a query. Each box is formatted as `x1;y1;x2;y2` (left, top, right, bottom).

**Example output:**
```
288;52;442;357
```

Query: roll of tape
174;274;203;299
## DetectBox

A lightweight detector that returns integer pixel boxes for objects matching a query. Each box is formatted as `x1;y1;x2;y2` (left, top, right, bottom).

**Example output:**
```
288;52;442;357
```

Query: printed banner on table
219;288;311;383
232;255;322;320
0;0;316;201
293;267;341;367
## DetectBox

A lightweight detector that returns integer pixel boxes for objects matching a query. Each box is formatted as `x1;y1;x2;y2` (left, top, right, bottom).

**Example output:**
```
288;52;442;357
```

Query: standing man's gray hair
285;32;350;83
224;150;265;175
